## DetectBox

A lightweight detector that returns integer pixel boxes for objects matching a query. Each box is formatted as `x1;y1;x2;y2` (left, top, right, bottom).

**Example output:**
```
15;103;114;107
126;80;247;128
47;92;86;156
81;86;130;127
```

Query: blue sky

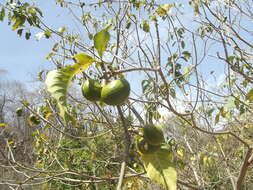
0;0;115;83
0;1;73;83
0;1;225;90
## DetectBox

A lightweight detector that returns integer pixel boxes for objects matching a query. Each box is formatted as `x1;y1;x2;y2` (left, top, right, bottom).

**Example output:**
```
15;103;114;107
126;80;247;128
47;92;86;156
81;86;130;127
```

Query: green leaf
126;21;131;29
181;41;185;49
25;32;31;40
94;26;110;58
33;6;43;17
246;88;253;102
88;32;93;40
141;146;177;190
207;108;215;116
17;29;23;37
142;20;150;33
194;4;200;15
0;7;5;21
12;16;26;30
44;30;52;39
45;53;96;123
215;113;220;124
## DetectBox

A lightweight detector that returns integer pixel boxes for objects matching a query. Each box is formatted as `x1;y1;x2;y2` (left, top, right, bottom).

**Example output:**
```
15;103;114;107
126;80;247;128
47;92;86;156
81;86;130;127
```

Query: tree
0;0;253;190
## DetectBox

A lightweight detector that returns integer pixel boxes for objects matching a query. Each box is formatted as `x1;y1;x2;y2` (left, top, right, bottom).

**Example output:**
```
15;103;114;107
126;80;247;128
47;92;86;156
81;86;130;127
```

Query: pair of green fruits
82;78;130;105
136;124;164;155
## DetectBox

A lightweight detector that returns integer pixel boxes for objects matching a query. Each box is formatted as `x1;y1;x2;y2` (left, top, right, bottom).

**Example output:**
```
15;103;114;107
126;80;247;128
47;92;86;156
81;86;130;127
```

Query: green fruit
16;108;23;117
101;79;130;105
136;138;160;154
29;114;40;125
143;124;164;145
82;79;102;101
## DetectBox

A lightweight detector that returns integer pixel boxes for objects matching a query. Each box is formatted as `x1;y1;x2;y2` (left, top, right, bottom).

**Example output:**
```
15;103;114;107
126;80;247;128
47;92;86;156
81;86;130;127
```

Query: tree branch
236;147;253;190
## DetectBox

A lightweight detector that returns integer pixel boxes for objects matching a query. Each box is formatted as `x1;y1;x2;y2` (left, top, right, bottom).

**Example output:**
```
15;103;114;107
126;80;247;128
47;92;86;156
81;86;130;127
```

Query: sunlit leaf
45;53;96;123
176;149;184;159
156;4;174;17
44;112;53;119
94;26;110;58
35;32;44;40
141;146;177;190
58;26;67;34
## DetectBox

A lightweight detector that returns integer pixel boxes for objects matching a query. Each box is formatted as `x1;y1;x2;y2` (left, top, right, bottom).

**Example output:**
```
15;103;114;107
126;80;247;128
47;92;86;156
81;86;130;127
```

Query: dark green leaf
88;32;93;40
239;105;245;115
126;21;131;29
181;41;185;49
0;7;5;21
17;29;23;36
25;32;31;40
33;7;43;17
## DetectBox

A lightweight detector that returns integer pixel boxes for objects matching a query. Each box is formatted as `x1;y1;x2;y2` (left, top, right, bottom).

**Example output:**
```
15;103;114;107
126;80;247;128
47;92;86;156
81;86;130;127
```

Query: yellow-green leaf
74;53;96;71
94;26;110;58
215;113;220;124
45;53;96;123
0;123;7;127
141;146;177;190
156;4;174;17
44;30;52;38
246;88;253;102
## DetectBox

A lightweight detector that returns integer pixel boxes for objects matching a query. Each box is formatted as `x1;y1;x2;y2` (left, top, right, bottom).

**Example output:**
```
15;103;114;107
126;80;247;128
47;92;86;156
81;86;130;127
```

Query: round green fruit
101;79;130;105
136;138;160;154
29;114;41;125
82;79;102;101
16;108;23;117
143;124;164;145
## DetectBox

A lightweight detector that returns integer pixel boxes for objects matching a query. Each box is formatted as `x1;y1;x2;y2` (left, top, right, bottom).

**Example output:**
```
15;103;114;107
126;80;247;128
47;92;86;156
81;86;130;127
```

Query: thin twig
117;161;126;190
